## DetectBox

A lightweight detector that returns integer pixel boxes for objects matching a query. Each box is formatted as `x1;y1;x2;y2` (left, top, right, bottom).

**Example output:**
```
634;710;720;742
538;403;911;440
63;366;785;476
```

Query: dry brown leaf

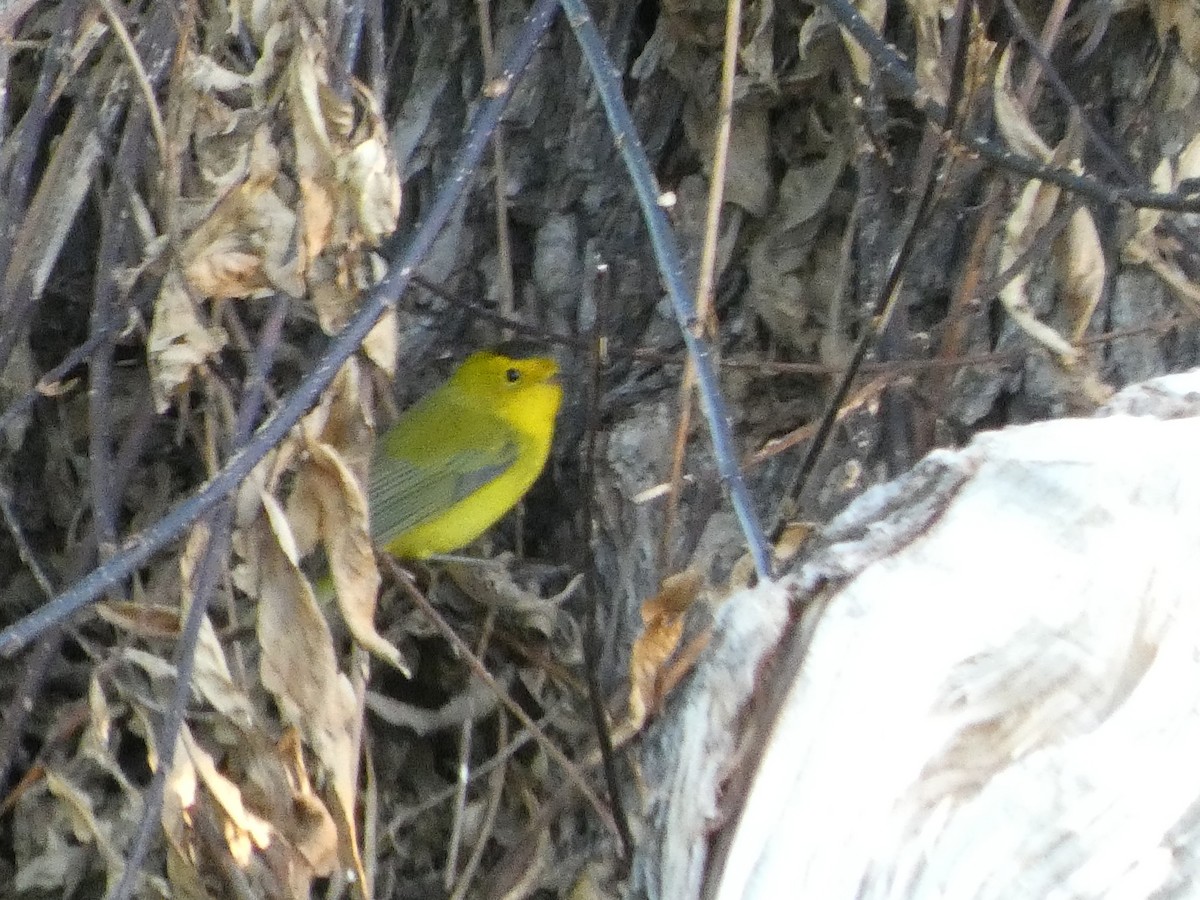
307;244;397;359
292;31;353;156
94;601;182;639
300;175;336;266
193;618;257;731
162;733;197;832
1124;134;1200;316
272;22;400;358
993;46;1052;161
288;32;349;255
147;269;226;412
86;675;112;751
838;0;885;84
182;728;274;866
204;727;337;895
311;353;374;467
177;525;258;729
1148;0;1200;66
44;770;122;882
283;462;324;563
1057;207;1106;344
303;442;409;675
307;255;354;334
276;729;340;876
161;744;202;896
628;570;705;729
997;181;1081;364
776;521;816;564
992;47;1105;367
182;131;303;300
121;647;178;683
363;304;398;375
181;88;254;195
255;493;350;728
344;103;402;245
252;492;367;889
287;359;374;554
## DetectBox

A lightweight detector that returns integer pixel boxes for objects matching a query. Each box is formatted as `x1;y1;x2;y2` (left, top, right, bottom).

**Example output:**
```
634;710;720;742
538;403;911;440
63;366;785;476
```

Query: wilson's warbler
368;348;562;558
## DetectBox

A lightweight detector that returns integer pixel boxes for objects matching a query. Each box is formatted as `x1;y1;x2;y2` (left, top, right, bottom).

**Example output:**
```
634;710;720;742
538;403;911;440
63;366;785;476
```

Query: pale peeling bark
636;370;1200;900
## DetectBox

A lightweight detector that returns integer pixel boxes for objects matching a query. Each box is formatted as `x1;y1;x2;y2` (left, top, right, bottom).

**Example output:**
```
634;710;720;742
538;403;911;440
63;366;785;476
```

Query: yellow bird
369;347;562;559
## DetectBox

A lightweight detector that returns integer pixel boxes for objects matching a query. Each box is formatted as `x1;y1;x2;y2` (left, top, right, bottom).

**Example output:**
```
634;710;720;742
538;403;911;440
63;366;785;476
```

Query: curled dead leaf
837;0;885;84
344;125;401;245
992;46;1107;368
181;131;303;300
95;601;185;640
147;270;226;412
627;570;705;730
444;559;580;638
275;729;339;876
251;493;368;889
192;617;257;731
1057;207;1105;345
181;728;273;865
993;46;1052;163
302;442;410;676
1123;134;1200;316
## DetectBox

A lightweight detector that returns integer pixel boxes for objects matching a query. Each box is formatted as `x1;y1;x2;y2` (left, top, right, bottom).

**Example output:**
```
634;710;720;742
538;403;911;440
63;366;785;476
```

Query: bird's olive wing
368;438;519;548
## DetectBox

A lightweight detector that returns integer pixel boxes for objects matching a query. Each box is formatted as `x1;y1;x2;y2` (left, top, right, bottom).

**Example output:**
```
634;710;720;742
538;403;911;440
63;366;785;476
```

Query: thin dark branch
578;295;634;858
88;111;150;553
558;0;775;581
0;489;55;600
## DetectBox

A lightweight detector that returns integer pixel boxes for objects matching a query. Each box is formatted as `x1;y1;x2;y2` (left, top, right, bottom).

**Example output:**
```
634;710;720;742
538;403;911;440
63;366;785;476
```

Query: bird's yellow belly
383;456;544;558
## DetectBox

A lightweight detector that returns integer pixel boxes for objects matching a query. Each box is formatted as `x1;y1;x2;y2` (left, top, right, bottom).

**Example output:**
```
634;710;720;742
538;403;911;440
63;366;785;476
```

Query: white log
635;371;1200;900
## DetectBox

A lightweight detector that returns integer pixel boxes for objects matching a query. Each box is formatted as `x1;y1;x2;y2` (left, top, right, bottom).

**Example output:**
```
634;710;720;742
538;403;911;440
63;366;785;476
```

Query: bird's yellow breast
368;351;562;558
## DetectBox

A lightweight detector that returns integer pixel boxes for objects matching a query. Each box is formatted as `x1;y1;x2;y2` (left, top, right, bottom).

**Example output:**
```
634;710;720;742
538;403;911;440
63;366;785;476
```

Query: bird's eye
505;367;521;383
